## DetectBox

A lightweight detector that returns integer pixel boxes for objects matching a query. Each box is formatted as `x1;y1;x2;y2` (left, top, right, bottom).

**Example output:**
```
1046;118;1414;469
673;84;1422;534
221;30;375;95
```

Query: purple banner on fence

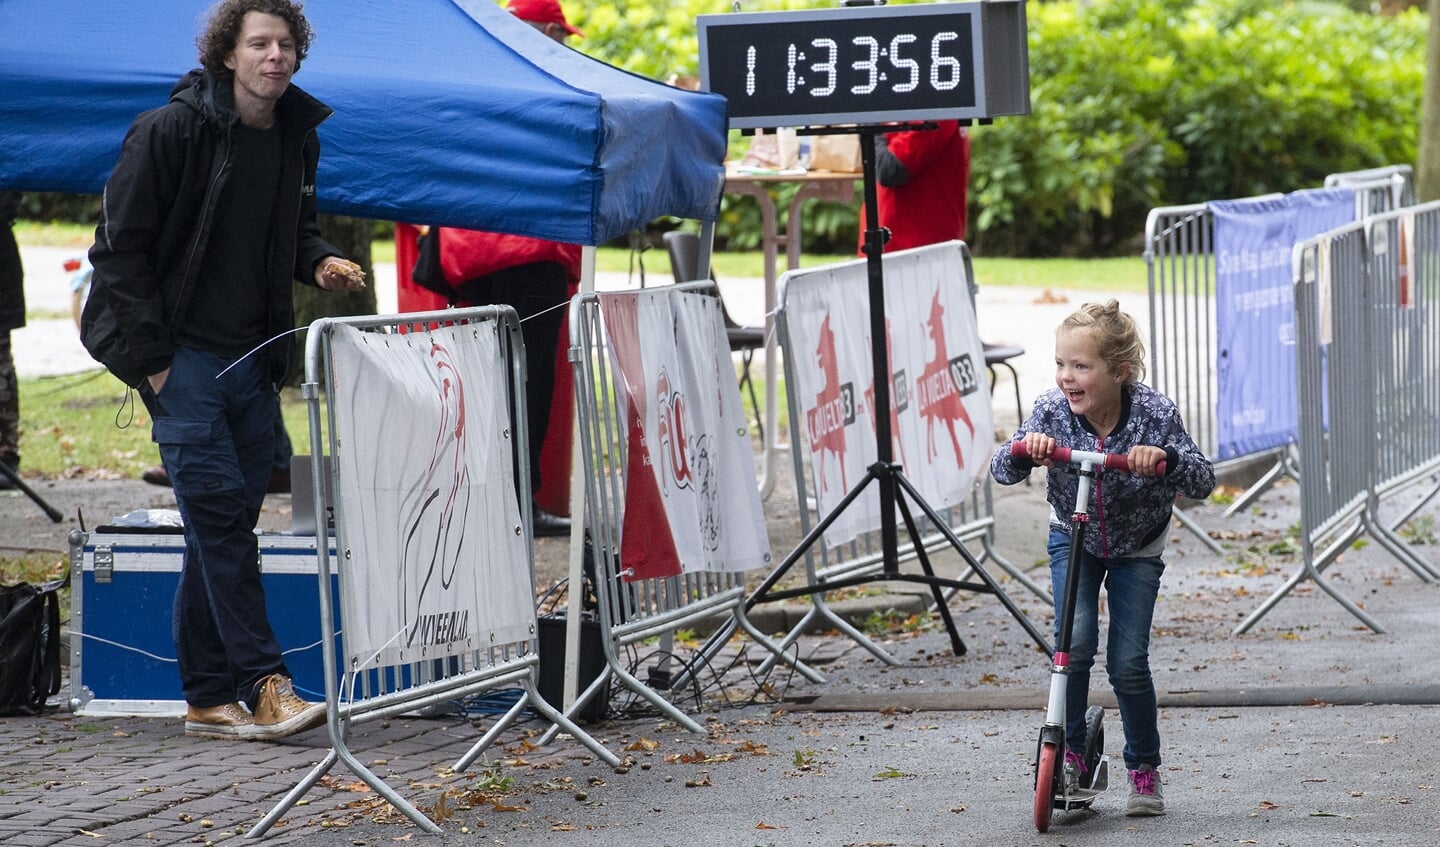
1212;188;1352;461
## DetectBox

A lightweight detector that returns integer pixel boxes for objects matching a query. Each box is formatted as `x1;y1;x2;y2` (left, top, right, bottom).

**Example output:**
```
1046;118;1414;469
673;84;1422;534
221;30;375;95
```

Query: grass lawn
18;221;1146;292
11;221;1136;481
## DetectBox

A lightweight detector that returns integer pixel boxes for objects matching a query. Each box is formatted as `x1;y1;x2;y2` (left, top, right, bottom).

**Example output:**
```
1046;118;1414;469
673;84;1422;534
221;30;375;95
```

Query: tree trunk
1420;0;1440;202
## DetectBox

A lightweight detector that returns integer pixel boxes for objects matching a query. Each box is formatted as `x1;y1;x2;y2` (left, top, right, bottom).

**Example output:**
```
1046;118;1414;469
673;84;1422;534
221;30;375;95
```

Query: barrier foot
536;669;615;747
1365;510;1439;583
1234;520;1384;635
1173;504;1226;556
1387;474;1440;536
521;682;621;767
730;605;826;683
607;661;708;733
753;600;902;678
249;741;441;838
457;683;619;771
247;748;339;839
1222;448;1297;519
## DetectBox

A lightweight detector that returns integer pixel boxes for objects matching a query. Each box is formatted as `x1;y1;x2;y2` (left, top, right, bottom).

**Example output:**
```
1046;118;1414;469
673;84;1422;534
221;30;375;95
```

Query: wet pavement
5;247;1440;846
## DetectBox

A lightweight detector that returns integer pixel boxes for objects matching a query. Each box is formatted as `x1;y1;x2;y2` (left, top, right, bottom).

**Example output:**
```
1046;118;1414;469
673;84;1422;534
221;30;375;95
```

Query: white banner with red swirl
328;321;533;670
599;289;772;581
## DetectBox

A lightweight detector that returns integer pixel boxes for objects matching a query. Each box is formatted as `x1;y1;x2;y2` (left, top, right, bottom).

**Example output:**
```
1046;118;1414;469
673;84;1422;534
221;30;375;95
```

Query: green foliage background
19;0;1426;257
570;0;1425;256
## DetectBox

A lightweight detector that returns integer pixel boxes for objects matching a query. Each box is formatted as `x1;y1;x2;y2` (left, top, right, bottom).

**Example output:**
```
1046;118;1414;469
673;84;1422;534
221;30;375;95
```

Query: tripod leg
894;471;1052;654
894;490;966;656
745;468;880;609
0;462;63;522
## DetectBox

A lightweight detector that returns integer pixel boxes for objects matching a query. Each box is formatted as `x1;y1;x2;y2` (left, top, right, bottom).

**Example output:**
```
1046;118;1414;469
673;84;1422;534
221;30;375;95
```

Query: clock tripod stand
0;459;63;523
741;125;1048;657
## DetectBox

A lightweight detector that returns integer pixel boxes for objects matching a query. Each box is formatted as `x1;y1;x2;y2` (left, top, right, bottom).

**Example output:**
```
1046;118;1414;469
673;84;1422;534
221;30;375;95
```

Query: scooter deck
1052;756;1110;810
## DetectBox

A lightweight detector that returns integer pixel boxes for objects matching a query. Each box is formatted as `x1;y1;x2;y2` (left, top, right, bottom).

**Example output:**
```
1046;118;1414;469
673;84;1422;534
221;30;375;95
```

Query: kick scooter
1010;442;1163;832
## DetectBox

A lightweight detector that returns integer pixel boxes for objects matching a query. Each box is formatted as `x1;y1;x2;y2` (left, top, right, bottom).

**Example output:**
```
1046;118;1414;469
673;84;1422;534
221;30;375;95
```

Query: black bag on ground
0;577;67;716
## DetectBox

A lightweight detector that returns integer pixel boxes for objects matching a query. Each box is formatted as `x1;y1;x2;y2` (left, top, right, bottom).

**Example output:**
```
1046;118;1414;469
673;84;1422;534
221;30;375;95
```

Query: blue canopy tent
0;0;728;244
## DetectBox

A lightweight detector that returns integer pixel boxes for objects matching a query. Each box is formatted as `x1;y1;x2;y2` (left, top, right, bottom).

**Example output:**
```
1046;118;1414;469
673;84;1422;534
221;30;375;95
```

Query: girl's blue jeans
1047;526;1164;770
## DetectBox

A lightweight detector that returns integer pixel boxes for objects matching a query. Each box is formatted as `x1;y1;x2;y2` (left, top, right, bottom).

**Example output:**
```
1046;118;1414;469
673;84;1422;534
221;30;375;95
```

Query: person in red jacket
400;0;585;538
859;120;970;254
430;228;581;537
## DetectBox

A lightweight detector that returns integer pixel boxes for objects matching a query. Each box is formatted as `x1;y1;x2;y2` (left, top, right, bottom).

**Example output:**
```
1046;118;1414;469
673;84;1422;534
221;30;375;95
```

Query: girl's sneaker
1063;749;1090;792
1126;765;1165;816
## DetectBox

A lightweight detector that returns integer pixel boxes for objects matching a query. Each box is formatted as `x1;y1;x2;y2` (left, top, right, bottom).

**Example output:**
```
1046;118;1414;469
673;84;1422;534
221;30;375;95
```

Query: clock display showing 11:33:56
698;2;1030;131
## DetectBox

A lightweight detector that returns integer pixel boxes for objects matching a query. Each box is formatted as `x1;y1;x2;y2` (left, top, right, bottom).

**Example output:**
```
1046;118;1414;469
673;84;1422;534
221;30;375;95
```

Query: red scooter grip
1009;442;1165;475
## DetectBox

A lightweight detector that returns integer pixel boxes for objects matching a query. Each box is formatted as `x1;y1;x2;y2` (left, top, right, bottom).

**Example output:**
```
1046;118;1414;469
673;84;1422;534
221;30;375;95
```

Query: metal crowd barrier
1238;203;1440;633
1143;202;1255;555
253;307;617;839
1236;223;1380;633
546;285;822;740
1144;174;1416;555
1363;203;1440;576
766;242;1049;668
1325;164;1416;214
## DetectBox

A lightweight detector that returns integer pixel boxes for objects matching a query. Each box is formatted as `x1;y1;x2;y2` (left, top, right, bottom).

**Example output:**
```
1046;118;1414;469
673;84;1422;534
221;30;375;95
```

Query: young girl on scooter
990;300;1215;817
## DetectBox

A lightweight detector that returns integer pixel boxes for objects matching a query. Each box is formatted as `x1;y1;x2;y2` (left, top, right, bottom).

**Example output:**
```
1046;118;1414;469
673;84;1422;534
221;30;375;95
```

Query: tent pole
561;246;598;713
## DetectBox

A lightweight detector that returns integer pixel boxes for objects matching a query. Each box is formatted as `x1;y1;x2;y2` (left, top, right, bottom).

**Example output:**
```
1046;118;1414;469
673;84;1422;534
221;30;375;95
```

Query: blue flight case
67;528;340;716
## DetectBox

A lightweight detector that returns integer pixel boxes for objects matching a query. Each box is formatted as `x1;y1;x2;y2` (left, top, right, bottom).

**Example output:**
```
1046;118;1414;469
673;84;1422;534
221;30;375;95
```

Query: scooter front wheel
1034;741;1058;832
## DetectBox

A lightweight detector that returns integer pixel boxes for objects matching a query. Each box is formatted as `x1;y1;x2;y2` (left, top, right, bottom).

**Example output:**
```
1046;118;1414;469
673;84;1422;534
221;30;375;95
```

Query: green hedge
965;0;1424;255
23;0;1427;258
579;0;1426;256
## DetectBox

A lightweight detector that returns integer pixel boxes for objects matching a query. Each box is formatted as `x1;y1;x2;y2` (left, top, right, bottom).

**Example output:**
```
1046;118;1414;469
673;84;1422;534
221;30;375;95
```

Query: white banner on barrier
328;322;534;670
784;241;992;547
599;289;772;581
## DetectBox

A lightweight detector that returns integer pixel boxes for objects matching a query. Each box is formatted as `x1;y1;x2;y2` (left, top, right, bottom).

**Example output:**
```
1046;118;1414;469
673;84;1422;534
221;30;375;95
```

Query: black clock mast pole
856;128;901;579
692;0;1046;658
733;123;1049;658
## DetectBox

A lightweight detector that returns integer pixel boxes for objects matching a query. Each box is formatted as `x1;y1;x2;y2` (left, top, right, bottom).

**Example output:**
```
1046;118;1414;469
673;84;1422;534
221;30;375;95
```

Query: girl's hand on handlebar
1020;433;1057;467
1127;445;1167;476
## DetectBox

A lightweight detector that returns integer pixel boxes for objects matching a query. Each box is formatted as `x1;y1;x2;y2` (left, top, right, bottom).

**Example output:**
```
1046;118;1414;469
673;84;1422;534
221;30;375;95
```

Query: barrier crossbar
1325;164;1416;214
543;284;822;740
251;307;617;839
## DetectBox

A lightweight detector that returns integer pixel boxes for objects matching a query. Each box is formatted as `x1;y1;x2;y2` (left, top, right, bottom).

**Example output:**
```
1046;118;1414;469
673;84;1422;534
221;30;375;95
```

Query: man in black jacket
82;0;364;741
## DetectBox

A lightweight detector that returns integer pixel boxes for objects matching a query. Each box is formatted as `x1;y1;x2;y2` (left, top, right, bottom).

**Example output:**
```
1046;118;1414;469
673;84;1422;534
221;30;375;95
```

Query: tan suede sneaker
184;702;258;739
250;674;326;740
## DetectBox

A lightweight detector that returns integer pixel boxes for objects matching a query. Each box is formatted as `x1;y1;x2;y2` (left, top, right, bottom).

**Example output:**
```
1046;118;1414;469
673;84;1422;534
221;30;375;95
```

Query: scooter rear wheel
1034;741;1058;832
1083;705;1105;779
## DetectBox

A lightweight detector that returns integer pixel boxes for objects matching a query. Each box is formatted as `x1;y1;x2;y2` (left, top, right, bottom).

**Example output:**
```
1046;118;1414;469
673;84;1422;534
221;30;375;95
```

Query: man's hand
316;256;366;291
147;368;170;395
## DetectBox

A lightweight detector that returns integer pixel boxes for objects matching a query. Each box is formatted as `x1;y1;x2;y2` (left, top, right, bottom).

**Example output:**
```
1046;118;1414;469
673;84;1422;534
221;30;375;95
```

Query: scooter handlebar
1009;441;1165;475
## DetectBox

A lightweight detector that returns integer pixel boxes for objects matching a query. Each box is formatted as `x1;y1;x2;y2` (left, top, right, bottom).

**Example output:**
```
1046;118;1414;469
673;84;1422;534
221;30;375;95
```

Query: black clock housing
698;1;1030;130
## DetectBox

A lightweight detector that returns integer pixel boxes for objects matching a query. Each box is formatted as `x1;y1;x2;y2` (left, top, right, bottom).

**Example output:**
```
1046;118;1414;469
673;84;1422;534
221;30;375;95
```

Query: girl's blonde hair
1059;300;1146;386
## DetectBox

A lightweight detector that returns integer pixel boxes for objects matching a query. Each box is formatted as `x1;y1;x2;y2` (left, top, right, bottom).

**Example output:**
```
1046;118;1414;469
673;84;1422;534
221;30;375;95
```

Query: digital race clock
697;1;1030;130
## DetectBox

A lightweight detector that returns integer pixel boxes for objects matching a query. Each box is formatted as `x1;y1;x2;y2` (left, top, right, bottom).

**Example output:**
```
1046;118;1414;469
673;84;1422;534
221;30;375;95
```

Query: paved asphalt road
5;245;1440;846
5;474;1440;847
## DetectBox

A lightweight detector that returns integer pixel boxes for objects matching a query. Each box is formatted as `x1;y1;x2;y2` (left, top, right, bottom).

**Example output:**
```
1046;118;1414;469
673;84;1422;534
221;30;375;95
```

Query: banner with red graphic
328;321;533;670
599;290;772;581
783;241;992;547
